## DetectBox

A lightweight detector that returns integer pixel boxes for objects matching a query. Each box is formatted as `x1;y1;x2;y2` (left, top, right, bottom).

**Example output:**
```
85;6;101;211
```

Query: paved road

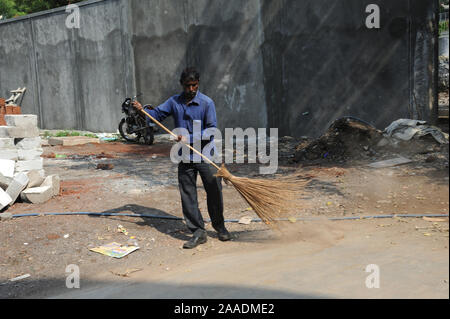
50;219;449;299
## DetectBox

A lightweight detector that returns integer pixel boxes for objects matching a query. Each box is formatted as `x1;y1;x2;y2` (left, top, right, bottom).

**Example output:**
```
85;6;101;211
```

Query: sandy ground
0;135;448;299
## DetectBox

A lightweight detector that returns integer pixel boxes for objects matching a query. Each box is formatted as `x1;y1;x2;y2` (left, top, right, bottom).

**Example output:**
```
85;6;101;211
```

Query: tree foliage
0;0;83;19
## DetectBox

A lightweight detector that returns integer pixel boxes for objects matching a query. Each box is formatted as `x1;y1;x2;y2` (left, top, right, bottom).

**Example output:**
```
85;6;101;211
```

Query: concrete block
0;127;11;138
48;136;100;146
0;188;12;210
0;159;15;178
6;172;29;203
25;170;45;188
0;149;18;161
0;173;12;190
0;212;13;221
21;186;52;204
15;158;44;172
5;115;38;128
41;175;60;197
15;137;42;149
0;138;15;149
18;148;43;161
0;126;40;138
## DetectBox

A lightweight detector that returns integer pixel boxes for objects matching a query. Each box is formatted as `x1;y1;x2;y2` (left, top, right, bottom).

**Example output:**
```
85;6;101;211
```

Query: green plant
51;130;97;138
54;131;69;137
439;20;449;35
0;0;84;19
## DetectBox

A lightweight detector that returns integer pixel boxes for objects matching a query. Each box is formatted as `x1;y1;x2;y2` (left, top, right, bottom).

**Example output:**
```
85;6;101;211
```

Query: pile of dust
271;217;346;248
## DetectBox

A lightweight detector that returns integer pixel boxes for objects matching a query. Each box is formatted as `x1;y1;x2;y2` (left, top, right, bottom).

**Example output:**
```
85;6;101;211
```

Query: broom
139;108;310;225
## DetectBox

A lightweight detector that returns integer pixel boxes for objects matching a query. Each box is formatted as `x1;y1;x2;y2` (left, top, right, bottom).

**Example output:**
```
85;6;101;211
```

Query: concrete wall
130;0;267;132
0;0;133;132
261;0;439;137
0;0;439;137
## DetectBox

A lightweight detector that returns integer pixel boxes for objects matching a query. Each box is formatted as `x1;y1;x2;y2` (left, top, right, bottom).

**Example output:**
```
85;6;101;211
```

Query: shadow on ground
1;277;329;299
93;204;279;243
91;204;191;241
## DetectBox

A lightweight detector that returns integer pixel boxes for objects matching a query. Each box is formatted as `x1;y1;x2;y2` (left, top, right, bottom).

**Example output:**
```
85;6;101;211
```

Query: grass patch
43;131;98;138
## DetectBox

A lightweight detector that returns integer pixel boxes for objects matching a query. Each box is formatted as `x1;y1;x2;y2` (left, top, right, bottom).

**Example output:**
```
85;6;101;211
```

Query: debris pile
294;117;384;162
294;117;449;165
0;114;60;212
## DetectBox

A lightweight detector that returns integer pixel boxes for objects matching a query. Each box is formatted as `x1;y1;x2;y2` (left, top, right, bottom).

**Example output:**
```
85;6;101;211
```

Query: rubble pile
0;114;60;211
294;117;384;162
293;117;449;166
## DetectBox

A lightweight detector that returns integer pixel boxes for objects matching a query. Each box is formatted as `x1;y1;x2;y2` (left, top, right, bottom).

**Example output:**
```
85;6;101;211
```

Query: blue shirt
144;91;218;162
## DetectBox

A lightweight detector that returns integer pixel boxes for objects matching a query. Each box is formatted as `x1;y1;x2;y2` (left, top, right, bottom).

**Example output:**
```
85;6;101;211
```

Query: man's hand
132;101;144;112
177;135;188;143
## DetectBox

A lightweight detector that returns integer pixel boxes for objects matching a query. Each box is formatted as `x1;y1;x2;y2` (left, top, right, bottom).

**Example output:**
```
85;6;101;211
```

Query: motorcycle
118;96;156;145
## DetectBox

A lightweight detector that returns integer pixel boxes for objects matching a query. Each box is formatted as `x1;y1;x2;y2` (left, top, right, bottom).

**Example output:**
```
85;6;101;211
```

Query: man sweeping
132;67;232;249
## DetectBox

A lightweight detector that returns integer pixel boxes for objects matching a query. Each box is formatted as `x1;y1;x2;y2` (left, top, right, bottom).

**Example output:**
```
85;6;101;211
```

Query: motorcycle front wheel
119;118;141;143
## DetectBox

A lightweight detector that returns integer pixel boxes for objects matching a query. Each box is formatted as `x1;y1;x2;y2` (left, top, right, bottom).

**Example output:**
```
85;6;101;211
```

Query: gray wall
130;0;267;132
0;0;133;132
0;0;439;137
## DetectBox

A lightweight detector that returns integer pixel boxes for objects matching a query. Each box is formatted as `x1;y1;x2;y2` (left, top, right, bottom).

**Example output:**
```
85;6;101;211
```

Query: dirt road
0;135;448;299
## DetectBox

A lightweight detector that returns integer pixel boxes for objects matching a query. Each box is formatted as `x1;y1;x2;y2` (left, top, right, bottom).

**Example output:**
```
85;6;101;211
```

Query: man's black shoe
217;229;232;242
183;231;207;249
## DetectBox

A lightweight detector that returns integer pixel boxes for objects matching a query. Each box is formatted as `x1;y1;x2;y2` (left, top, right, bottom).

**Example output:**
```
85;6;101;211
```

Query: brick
0;149;19;161
0;188;13;210
41;175;60;197
6;172;29;203
0;138;14;149
18;148;43;161
15;137;42;149
0;159;15;178
25;170;45;188
20;185;52;204
12;106;21;114
5;115;38;128
4;106;21;115
15;158;44;172
0;98;5;108
0;126;40;138
5;106;13;114
0;114;5;126
0;173;12;190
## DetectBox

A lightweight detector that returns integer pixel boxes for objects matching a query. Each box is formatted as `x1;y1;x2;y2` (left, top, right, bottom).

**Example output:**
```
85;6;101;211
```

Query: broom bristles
215;165;310;225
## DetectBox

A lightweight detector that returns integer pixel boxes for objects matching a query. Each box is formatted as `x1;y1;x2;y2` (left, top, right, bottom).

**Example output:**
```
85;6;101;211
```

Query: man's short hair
180;67;200;84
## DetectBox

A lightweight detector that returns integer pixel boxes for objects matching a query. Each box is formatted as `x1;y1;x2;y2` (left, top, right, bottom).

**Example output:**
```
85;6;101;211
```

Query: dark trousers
178;162;225;234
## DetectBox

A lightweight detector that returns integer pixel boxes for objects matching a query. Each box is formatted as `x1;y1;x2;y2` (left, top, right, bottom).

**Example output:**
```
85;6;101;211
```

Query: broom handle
140;109;221;171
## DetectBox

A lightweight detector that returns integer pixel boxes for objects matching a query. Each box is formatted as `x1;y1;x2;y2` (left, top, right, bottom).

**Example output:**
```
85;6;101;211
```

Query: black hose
8;212;448;223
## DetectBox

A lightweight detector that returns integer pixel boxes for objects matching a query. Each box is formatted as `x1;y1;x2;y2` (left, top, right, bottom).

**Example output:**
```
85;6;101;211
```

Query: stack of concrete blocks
0;114;60;211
